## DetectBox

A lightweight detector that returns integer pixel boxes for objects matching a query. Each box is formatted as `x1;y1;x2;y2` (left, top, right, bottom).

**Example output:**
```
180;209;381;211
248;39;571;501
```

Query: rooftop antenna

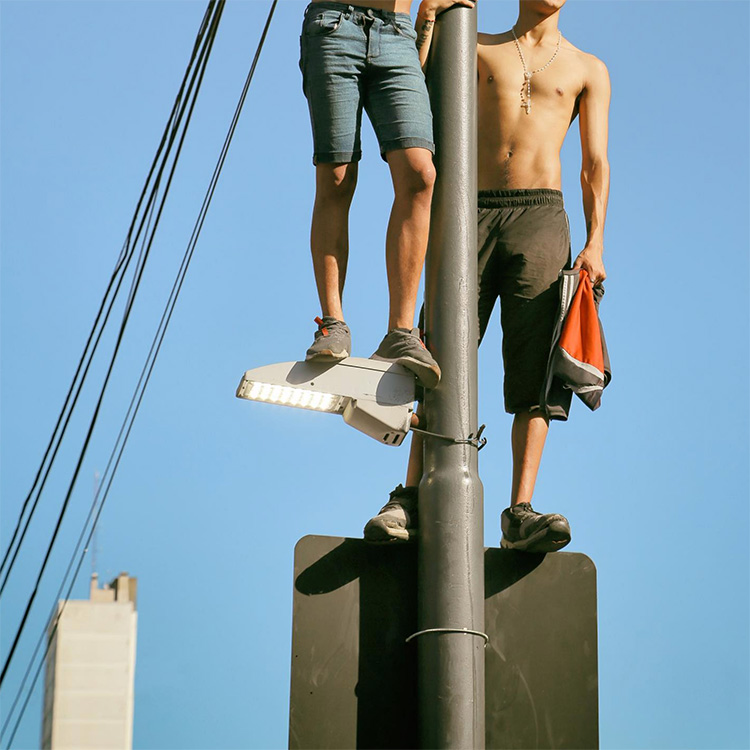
91;471;100;580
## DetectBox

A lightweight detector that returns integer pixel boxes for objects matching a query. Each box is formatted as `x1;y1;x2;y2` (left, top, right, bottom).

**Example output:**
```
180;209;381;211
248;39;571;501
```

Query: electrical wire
0;0;225;689
0;0;220;591
0;1;278;742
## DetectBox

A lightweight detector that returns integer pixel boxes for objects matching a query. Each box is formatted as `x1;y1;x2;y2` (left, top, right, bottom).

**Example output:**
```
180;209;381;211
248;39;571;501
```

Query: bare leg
405;405;425;487
385;148;436;330
310;162;358;321
408;410;549;502
510;410;550;506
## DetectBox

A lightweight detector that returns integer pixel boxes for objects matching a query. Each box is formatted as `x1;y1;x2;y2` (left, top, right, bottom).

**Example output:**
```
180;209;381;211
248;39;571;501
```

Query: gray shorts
477;189;572;416
299;2;435;164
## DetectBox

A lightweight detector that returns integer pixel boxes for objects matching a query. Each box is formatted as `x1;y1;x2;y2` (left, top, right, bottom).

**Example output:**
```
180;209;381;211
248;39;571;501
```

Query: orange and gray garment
539;268;611;421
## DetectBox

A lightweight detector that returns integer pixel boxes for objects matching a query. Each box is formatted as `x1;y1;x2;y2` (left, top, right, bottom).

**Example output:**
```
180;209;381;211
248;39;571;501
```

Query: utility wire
0;1;278;742
0;0;219;590
0;0;225;689
0;485;101;744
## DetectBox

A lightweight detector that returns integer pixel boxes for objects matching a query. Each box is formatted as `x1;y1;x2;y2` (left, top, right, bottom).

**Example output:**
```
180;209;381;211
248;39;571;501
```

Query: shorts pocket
303;9;344;37
392;19;418;40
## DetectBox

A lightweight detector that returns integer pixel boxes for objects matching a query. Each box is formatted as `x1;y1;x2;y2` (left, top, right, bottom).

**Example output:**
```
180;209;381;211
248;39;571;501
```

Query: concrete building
41;573;138;749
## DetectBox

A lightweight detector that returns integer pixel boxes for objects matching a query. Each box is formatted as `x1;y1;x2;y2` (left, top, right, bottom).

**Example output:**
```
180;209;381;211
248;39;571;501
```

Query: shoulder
478;30;512;48
477;30;512;64
560;39;610;93
583;52;610;85
582;54;610;98
565;40;609;83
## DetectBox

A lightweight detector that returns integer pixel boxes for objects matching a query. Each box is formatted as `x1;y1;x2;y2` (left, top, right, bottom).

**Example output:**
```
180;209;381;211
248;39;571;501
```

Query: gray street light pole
419;4;484;749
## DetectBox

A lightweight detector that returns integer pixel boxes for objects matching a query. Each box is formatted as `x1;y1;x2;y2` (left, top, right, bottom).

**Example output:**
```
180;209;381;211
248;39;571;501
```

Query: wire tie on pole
410;423;487;450
405;627;489;645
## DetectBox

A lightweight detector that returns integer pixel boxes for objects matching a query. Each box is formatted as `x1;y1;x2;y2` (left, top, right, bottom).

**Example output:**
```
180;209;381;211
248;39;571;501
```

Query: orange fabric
558;270;605;374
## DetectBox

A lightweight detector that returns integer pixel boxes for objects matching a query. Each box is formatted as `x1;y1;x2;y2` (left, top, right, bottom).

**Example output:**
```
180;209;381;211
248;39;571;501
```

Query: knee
316;164;358;205
396;159;436;198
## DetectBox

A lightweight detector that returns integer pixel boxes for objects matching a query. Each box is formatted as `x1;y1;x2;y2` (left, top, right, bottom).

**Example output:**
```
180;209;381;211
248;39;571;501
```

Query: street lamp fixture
236;357;415;446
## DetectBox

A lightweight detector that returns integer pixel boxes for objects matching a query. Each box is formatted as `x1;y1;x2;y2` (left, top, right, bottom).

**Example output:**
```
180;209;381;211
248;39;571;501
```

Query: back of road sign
289;536;598;750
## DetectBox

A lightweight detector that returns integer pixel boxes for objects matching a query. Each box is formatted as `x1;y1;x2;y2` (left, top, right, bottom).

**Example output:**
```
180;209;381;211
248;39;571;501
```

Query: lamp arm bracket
410;423;487;451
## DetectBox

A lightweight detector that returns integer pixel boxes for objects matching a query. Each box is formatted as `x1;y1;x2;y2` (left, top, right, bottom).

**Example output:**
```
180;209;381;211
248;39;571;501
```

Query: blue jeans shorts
299;2;435;164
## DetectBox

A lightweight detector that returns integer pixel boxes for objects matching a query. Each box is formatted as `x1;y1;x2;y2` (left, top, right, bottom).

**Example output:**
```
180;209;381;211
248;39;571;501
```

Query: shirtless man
299;0;473;387
364;0;610;552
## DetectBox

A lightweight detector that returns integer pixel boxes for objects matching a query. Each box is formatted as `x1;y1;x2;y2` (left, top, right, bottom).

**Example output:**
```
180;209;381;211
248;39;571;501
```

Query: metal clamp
410;423;487;451
405;627;489;645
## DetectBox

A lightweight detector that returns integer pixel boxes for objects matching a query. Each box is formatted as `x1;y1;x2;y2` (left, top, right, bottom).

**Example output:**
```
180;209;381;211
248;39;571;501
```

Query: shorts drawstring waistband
478;189;563;209
305;2;411;24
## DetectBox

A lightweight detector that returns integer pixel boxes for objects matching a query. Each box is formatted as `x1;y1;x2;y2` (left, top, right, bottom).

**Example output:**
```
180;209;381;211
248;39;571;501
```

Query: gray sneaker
500;502;571;553
305;316;351;361
363;484;418;543
371;328;441;389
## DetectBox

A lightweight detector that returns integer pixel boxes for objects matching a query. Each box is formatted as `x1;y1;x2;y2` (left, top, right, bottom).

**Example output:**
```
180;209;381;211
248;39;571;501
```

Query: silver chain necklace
511;27;562;114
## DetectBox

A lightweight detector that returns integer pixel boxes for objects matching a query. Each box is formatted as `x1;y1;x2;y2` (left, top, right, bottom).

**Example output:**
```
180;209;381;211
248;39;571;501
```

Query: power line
0;1;278;742
0;0;225;689
0;0;220;591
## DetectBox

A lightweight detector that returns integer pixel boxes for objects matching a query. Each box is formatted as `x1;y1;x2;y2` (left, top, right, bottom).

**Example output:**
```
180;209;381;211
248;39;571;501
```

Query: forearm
415;0;477;70
580;157;610;250
415;5;437;70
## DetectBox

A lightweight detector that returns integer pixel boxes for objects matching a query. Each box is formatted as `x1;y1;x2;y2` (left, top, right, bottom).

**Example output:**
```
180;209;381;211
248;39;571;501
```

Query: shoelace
512;503;541;520
381;489;416;514
314;316;348;338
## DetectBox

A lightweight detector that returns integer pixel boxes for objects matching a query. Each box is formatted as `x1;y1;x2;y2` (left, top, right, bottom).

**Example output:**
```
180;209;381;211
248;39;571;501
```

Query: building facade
41;573;138;749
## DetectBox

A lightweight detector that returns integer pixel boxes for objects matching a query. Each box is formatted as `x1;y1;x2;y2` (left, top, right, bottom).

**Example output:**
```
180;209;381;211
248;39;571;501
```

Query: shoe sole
500;521;571;554
370;354;441;389
305;349;350;362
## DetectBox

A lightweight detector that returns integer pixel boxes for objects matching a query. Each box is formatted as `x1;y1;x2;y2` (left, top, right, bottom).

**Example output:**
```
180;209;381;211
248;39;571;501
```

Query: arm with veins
573;55;611;285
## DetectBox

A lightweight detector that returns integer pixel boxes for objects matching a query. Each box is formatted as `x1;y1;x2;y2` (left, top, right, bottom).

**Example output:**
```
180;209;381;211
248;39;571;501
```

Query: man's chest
478;46;584;111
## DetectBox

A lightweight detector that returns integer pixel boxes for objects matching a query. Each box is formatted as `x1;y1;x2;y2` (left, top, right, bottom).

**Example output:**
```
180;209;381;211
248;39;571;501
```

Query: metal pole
419;4;483;750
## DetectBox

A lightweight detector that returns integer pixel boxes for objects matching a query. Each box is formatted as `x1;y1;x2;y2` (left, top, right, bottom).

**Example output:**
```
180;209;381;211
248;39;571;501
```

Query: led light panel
243;380;346;414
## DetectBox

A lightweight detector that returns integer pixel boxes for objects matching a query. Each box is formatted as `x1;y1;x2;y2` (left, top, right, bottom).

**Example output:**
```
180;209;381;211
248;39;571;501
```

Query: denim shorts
299;2;435;164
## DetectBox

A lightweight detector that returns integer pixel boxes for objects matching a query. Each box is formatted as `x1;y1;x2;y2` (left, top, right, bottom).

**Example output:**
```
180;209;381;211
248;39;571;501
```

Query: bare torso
478;31;593;190
312;0;413;13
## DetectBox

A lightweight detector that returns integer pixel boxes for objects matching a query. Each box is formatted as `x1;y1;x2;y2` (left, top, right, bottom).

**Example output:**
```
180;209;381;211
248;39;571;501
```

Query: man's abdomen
477;101;569;190
478;146;563;191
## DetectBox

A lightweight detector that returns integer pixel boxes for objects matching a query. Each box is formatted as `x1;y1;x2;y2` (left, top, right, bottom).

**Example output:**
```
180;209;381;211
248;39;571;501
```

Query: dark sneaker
305;316;351;361
363;484;418;543
500;502;571;553
371;328;441;389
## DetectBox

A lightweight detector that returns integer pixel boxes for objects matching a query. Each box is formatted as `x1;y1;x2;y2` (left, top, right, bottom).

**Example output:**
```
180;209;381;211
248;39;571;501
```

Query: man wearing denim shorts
365;0;611;552
299;0;474;389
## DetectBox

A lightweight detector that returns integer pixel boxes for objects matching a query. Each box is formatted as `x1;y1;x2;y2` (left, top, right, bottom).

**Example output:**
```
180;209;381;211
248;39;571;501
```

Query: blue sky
1;1;748;748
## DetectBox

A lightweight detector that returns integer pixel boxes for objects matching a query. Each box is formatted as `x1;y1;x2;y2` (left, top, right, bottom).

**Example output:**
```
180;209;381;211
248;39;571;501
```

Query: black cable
0;0;225;689
0;1;218;593
1;1;278;738
0;0;219;588
0;193;158;741
0;1;220;717
0;489;100;744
